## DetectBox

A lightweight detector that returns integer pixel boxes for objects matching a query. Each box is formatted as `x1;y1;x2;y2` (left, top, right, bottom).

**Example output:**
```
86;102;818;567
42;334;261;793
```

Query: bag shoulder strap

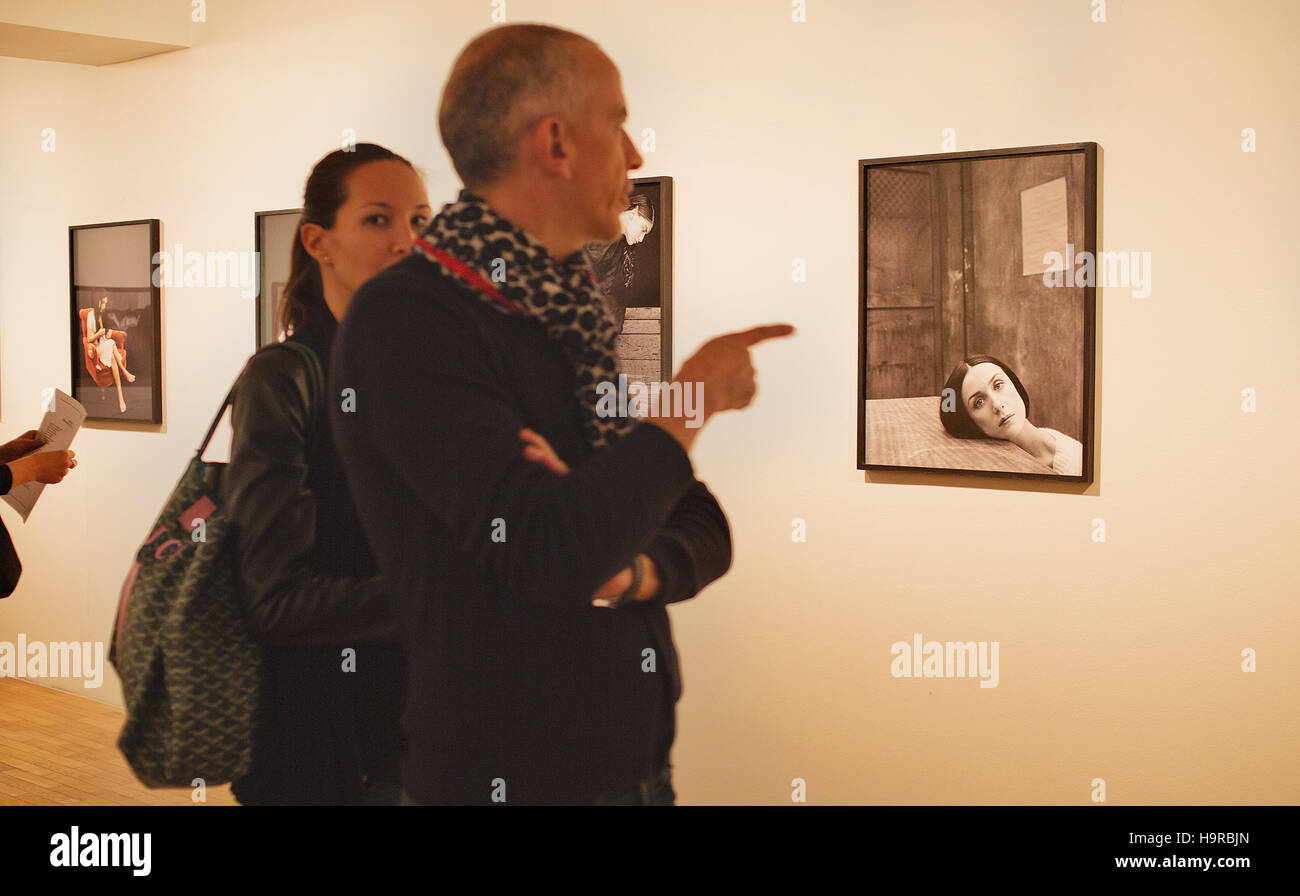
269;340;325;418
194;340;325;458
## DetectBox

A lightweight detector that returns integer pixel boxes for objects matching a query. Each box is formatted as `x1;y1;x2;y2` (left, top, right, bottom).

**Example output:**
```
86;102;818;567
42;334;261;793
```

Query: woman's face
307;159;431;301
961;361;1026;439
97;296;108;313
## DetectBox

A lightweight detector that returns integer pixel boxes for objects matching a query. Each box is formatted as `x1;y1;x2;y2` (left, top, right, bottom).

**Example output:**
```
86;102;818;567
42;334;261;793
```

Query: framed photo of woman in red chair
68;220;162;423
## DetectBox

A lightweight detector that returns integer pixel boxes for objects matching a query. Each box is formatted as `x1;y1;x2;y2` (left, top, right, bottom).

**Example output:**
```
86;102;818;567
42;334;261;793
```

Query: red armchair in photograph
79;307;126;387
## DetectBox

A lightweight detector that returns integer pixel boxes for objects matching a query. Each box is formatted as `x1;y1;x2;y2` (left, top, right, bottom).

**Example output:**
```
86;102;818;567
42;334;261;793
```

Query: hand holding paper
8;450;77;488
0;430;46;464
1;389;85;522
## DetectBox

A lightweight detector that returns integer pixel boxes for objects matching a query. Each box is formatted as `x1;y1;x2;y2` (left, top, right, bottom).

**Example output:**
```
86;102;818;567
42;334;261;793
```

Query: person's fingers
520;428;555;454
727;324;796;347
522;442;569;475
520;428;572;474
521;429;556;455
731;377;756;409
529;455;567;475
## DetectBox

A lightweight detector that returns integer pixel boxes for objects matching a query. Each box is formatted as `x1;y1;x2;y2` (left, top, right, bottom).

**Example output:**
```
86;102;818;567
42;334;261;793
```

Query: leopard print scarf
413;189;634;449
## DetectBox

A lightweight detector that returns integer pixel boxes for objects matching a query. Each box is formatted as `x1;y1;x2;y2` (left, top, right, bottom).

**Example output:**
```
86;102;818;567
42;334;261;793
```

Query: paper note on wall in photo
1020;176;1069;277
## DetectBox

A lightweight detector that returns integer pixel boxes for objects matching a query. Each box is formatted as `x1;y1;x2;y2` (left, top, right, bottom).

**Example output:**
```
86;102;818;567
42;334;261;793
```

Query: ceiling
0;0;190;66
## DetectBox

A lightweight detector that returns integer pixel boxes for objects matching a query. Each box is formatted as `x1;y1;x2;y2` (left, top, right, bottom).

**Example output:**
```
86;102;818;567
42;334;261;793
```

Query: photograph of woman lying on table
857;142;1096;482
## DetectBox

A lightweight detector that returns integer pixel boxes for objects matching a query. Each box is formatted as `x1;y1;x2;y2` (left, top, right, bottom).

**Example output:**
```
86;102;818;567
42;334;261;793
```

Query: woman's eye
367;214;390;226
412;216;429;229
973;398;983;409
993;380;1002;390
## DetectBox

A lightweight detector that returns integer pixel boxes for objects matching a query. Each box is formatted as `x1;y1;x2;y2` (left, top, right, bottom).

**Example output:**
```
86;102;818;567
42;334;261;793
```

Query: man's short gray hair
439;24;597;190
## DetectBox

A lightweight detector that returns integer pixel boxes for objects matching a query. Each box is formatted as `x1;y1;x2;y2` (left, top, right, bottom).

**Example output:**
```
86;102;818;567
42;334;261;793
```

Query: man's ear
529;116;574;179
300;222;329;264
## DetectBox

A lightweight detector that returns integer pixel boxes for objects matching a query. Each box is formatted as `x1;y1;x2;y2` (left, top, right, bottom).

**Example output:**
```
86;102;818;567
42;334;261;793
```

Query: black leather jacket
220;339;396;645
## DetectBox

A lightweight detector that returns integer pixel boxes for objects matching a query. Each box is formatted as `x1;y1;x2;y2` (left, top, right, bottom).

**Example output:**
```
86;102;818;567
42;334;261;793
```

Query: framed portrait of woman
254;208;302;347
580;175;673;386
857;142;1098;483
68;219;163;424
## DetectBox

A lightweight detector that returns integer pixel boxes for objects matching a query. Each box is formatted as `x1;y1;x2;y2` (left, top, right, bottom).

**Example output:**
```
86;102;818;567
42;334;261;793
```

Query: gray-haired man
332;23;792;805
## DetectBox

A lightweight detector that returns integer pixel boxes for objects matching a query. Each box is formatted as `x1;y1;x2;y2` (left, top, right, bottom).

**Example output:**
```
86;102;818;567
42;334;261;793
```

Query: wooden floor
0;678;236;806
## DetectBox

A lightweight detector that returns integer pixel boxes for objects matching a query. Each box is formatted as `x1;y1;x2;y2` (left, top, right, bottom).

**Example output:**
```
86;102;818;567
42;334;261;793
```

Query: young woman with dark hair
219;143;431;804
939;354;1083;476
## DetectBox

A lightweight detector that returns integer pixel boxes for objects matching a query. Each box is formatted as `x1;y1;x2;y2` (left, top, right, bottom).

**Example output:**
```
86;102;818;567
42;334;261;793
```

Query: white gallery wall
0;0;1296;804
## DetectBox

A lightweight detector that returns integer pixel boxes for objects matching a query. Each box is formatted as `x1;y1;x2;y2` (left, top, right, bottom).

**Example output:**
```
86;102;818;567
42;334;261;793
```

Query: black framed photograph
581;175;673;385
858;142;1097;482
254;208;302;347
69;219;162;423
